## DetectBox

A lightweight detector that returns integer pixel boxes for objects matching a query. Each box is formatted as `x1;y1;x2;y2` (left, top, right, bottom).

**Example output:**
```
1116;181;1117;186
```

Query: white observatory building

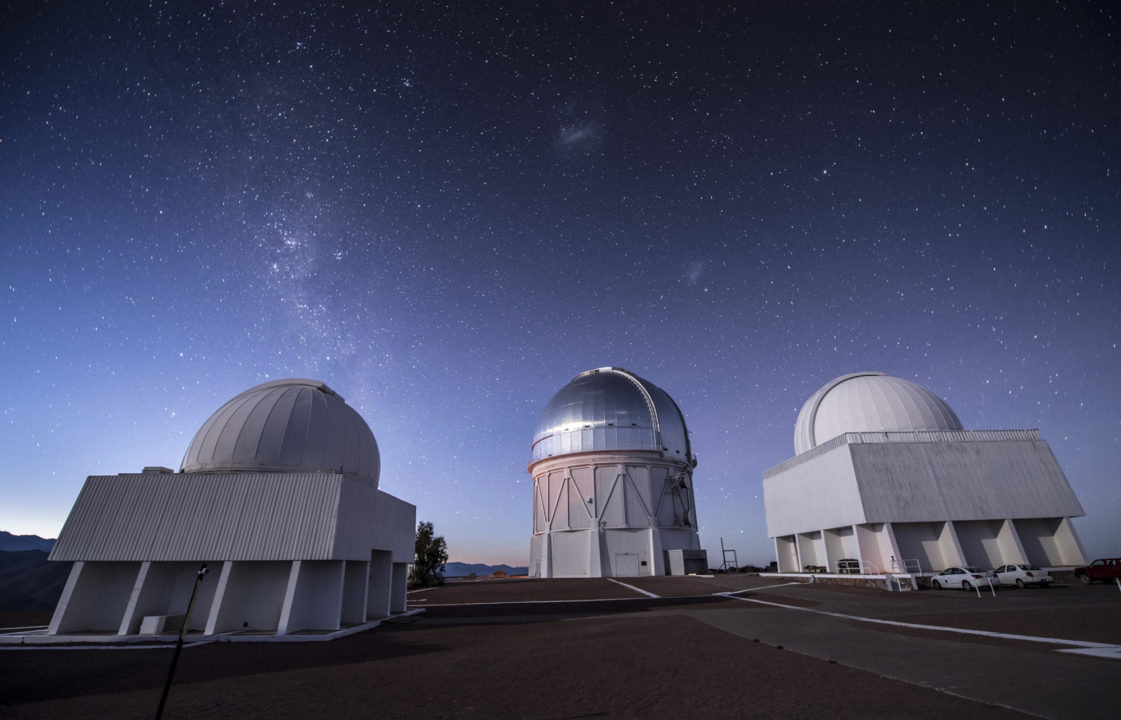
45;379;415;638
763;372;1087;575
529;367;706;578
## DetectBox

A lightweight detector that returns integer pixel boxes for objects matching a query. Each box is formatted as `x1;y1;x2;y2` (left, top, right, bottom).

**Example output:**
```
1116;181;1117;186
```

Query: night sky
2;2;1119;567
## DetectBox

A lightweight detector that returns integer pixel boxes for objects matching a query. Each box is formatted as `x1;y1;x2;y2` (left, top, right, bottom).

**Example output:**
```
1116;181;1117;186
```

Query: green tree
410;521;448;587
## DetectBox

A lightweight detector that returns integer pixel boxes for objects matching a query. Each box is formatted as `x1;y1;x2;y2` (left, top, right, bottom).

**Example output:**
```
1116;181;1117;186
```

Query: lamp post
155;563;208;720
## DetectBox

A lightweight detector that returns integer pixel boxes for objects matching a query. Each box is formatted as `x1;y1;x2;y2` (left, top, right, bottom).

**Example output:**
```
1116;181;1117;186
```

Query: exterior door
614;553;640;577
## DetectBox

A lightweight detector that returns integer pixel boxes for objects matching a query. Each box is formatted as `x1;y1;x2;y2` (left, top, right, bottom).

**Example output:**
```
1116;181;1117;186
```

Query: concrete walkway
685;594;1118;719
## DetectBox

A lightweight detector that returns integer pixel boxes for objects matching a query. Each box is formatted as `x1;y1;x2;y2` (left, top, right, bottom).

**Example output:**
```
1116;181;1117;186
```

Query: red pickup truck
1073;558;1121;584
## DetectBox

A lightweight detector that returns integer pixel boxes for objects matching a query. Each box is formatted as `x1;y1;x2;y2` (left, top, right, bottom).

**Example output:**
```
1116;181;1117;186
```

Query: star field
1;2;1119;565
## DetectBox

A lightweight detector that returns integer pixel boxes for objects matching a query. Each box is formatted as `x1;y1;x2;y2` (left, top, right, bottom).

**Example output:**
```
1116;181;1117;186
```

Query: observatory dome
180;379;380;487
531;367;691;464
794;372;963;455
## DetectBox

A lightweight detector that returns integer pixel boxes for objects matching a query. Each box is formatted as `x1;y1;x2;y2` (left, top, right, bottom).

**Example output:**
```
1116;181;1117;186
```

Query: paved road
419;576;1121;719
686;600;1116;719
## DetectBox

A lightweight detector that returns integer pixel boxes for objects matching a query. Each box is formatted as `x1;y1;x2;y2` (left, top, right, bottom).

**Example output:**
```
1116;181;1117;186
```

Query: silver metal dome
794;372;963;455
531;367;692;464
180;379;380;487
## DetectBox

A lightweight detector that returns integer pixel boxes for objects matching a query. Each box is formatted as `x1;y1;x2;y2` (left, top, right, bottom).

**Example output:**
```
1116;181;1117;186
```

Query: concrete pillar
277;561;303;635
118;561;153;635
341;561;369;625
203;561;234;636
48;562;139;635
588;526;603;577
47;561;84;635
647;527;664;576
390;562;408;613
819;529;834;573
367;550;392;620
794;533;813;570
998;519;1028;565
1055;517;1088;565
540;532;552;578
881;523;904;573
942;521;967;568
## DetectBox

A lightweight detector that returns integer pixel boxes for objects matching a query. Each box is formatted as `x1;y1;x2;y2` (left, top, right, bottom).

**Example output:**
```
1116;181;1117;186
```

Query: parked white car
931;566;995;590
993;564;1052;588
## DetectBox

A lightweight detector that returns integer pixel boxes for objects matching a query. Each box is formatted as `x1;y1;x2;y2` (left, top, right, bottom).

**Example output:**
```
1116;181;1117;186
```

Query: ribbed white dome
180;379;380;487
794;372;963;455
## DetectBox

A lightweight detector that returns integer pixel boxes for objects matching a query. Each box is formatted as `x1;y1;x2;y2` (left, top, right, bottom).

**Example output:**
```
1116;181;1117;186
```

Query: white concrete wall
795;531;825;569
334;482;417;563
208;561;289;633
891;522;961;573
118;561;201;635
763;441;862;537
953;520;1006;568
549;530;591;577
279;560;343;634
1014;517;1087;566
49;562;140;634
775;536;798;572
996;519;1028;564
529;452;700;578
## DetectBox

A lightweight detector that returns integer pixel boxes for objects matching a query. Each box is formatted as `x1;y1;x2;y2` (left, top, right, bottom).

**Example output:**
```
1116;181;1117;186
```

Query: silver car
931;566;995;590
994;564;1052;588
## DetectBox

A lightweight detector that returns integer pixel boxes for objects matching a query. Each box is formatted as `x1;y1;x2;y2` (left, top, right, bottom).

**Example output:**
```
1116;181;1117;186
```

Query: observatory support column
997;519;1028;565
881;523;904;573
942;522;967;568
203;561;233;636
117;561;153;635
588;526;603;576
277;561;303;635
1054;517;1088;565
390;562;408;612
539;532;552;578
647;528;664;576
46;561;84;635
367;551;392;620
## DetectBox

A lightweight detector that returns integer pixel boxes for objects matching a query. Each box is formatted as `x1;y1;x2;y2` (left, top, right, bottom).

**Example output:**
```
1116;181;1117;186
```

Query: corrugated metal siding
852;437;1084;523
767;429;1043;477
846;429;1041;444
50;474;345;561
765;432;851;477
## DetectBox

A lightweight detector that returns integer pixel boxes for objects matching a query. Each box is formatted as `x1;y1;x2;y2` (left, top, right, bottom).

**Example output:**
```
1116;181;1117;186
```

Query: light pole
155;563;208;720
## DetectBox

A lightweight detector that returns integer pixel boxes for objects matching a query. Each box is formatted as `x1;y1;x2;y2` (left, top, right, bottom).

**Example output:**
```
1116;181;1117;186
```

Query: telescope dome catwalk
529;368;706;578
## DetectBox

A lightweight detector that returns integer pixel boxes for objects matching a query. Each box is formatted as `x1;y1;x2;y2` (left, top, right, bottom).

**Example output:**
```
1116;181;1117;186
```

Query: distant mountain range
0;532;55;552
0;550;70;612
444;562;528;577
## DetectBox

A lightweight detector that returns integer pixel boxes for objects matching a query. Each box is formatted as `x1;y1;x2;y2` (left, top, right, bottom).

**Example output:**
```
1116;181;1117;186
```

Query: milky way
2;2;1118;565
